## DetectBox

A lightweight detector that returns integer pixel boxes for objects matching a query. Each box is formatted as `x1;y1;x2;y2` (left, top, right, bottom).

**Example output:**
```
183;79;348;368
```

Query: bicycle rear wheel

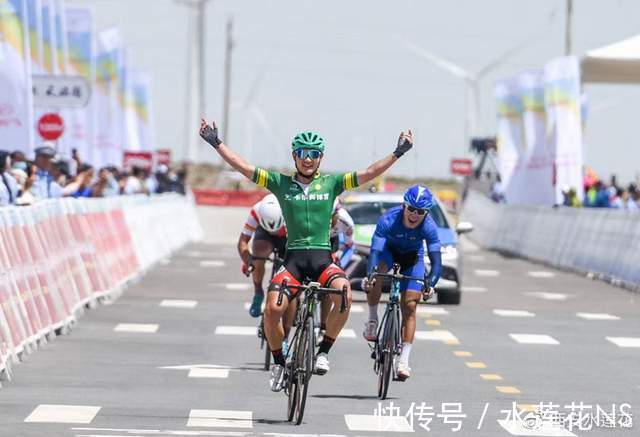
377;309;396;400
293;316;314;424
286;336;298;422
259;317;271;371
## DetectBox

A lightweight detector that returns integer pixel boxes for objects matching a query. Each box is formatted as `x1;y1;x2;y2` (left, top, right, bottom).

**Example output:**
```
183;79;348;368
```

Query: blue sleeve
340;247;354;269
423;217;441;253
368;215;389;274
427;250;442;288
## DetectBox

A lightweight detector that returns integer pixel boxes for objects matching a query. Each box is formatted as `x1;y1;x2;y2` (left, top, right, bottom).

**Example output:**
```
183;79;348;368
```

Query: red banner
156;149;171;166
450;158;473;176
193;189;267;207
123;151;153;171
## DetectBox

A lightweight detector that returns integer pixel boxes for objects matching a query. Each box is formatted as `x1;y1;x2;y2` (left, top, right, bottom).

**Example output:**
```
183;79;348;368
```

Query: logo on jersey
284;193;330;201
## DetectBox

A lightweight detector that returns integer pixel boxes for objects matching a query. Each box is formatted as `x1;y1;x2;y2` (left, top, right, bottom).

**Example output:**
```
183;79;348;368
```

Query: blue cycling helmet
403;184;435;210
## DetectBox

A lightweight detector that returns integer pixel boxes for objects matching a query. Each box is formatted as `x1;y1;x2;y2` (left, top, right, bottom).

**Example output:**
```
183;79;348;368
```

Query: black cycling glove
393;134;413;158
200;123;222;148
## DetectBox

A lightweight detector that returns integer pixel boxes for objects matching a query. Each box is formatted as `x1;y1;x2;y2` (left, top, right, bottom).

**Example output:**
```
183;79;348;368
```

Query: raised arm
199;118;255;180
356;129;413;185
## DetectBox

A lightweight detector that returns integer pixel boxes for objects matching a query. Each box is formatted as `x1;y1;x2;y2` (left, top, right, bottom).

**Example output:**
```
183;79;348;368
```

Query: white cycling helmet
257;194;284;233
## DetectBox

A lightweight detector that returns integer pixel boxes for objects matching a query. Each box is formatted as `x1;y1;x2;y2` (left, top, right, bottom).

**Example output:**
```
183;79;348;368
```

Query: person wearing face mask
0;151;19;206
10;151;28;172
199;118;414;392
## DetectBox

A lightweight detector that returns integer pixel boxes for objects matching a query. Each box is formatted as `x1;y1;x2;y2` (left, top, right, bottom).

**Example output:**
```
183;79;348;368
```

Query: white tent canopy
582;34;640;83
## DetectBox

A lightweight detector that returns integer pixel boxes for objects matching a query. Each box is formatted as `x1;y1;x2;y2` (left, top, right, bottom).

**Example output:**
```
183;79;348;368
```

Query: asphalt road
0;213;638;437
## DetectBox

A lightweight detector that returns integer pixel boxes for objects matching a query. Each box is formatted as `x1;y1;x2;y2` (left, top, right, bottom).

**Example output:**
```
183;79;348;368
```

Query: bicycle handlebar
366;263;435;302
277;279;348;313
245;253;285;276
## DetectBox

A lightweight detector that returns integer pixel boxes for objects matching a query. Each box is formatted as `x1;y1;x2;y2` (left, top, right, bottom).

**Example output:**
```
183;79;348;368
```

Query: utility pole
565;0;573;55
222;17;234;145
176;0;209;163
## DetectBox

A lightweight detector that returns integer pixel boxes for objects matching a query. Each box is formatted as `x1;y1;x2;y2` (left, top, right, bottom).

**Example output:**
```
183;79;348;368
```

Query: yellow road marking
480;374;503;381
466;361;487;369
453;351;473;357
496;386;521;394
425;319;441;326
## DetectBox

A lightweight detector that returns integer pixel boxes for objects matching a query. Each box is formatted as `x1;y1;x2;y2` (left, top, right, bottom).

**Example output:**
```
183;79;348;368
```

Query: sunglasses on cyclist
294;149;323;160
405;204;428;215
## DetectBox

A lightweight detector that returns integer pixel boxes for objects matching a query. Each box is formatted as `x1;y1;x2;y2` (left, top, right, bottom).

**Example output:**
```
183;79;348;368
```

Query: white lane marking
509;334;559;345
225;283;251;291
215;326;257;336
577;312;620;321
187;409;252;428
494;309;535;318
76;434;144;437
113;323;158;333
25;405;101;424
474;269;500;277
264;434;347;437
188;368;230;378
72;428;250;436
414;330;458;342
200;260;226;268
497;419;576;436
158;364;231;370
350;304;364;313
525;292;569;301
243;302;265;311
417;306;449;315
344;414;413;432
606;337;640;348
338;329;356;339
160;300;198;309
528;271;556;279
461;286;488;293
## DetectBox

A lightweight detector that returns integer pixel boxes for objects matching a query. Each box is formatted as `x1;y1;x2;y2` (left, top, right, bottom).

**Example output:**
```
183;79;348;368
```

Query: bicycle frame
368;263;424;399
277;280;348;425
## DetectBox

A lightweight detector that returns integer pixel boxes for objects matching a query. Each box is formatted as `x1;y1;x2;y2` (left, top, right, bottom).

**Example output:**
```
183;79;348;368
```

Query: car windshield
344;201;449;228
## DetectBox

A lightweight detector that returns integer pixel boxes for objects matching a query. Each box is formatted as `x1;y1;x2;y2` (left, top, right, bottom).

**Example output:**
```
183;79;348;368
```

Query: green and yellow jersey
253;168;358;250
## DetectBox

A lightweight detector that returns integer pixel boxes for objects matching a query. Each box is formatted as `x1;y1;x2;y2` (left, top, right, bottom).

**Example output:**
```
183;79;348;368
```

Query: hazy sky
69;0;640;182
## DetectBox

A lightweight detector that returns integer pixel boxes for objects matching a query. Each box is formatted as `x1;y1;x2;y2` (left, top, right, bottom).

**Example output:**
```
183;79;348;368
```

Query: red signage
450;158;473;176
123;151;153;171
37;113;64;140
155;149;171;166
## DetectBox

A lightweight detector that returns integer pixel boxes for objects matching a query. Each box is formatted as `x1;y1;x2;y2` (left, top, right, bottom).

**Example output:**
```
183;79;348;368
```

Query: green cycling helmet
291;131;325;152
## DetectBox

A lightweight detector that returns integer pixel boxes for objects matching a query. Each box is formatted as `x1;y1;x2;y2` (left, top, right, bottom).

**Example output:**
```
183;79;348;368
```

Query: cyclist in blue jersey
362;184;442;380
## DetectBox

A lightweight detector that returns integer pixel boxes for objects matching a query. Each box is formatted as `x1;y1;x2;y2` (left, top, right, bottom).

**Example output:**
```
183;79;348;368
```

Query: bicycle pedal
370;351;376;360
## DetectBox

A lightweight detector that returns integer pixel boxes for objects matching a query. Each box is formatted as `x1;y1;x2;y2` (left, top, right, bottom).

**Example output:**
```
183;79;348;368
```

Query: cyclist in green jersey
200;119;413;391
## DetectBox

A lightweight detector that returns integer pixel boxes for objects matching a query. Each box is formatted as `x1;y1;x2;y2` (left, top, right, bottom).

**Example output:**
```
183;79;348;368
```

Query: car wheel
438;289;461;305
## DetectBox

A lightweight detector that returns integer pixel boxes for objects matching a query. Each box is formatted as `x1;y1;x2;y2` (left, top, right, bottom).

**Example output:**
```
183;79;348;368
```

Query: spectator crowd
0;144;187;207
562;174;640;210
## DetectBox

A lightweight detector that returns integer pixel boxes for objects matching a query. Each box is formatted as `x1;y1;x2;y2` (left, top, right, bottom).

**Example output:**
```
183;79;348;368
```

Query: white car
341;192;473;305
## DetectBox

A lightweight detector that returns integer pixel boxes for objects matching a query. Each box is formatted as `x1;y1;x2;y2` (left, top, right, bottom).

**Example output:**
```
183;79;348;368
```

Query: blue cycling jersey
371;206;441;254
368;205;442;288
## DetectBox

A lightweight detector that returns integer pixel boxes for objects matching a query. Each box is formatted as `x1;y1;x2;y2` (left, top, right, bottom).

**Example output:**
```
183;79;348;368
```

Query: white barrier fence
0;194;202;384
461;190;640;289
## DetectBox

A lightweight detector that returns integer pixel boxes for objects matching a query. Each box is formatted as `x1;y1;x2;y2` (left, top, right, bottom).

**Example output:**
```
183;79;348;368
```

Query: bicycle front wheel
377;309;396;400
293;316;314;425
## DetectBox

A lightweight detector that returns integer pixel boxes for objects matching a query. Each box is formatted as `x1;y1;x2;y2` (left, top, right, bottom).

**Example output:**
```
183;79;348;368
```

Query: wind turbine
233;51;287;166
397;36;531;155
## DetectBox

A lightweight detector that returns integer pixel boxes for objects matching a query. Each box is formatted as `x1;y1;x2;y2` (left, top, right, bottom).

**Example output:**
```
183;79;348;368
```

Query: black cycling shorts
253;225;287;256
269;249;347;299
